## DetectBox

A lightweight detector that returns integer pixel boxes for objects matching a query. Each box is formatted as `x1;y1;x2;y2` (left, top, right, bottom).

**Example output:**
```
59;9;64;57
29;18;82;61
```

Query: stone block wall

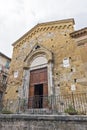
4;19;87;101
0;114;87;130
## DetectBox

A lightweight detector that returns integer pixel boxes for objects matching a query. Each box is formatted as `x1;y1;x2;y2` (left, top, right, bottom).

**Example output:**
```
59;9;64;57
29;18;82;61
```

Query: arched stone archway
22;45;54;108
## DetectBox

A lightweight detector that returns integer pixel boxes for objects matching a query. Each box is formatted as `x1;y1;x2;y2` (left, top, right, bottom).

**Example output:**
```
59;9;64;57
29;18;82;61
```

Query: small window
35;45;40;50
0;65;2;71
0;91;3;101
5;61;10;69
2;75;7;85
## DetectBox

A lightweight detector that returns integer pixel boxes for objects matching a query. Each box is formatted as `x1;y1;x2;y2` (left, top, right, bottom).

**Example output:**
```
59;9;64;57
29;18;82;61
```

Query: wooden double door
28;67;48;108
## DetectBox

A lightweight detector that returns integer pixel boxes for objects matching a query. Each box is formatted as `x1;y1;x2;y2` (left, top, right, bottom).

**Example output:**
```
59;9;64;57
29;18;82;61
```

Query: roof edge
12;24;39;46
0;52;11;60
70;27;87;38
12;18;75;46
38;18;75;26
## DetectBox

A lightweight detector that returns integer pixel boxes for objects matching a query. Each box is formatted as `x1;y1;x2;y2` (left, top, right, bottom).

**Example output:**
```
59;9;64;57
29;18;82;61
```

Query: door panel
28;85;34;108
30;67;47;84
29;85;34;97
43;83;48;108
43;83;48;96
29;67;48;108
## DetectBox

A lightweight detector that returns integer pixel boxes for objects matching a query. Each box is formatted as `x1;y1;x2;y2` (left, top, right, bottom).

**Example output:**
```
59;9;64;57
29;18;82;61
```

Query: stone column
22;68;30;100
48;61;54;96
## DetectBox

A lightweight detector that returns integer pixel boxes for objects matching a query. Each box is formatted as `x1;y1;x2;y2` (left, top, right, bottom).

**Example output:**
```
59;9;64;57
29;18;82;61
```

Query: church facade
4;19;87;111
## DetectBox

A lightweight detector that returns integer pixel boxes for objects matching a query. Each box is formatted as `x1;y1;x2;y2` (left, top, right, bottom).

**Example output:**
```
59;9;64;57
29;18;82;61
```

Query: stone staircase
25;108;53;114
24;108;62;115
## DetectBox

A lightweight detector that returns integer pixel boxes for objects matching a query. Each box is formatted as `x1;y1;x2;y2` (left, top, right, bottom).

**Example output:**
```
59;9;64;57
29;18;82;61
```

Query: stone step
25;108;53;114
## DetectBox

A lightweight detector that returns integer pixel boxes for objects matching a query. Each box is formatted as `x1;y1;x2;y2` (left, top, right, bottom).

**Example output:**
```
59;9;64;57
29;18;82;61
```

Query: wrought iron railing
0;93;87;114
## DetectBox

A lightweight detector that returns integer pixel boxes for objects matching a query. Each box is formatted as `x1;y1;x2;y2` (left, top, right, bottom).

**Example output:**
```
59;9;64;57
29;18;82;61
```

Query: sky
0;0;87;58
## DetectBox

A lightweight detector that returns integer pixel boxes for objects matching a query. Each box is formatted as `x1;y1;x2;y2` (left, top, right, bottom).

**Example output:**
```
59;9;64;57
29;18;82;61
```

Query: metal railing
0;93;87;114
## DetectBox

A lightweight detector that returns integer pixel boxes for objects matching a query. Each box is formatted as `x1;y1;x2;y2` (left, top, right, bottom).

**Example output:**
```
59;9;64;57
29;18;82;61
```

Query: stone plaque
14;71;18;78
71;84;76;91
63;58;70;67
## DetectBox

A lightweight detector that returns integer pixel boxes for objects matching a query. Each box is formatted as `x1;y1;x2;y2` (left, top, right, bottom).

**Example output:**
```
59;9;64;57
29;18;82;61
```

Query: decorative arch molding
22;45;54;101
24;44;53;68
30;56;48;68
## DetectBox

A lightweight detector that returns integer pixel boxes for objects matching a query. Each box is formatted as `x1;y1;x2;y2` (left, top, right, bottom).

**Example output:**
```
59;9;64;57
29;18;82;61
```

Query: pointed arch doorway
23;47;53;109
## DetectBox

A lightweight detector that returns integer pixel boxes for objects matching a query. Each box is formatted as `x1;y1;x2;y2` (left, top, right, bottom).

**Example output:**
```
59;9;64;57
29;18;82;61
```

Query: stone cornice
70;27;87;38
37;18;75;26
77;38;87;46
12;18;74;47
